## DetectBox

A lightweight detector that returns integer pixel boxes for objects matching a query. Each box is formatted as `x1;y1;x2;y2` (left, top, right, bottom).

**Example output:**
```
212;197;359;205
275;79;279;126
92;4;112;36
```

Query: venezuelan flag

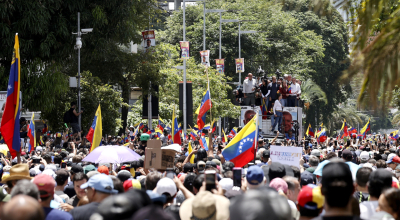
42;123;48;134
260;99;268;119
158;116;166;131
197;89;212;130
211;119;217;133
86;105;102;152
288;85;292;93
172;108;182;145
360;119;371;139
139;123;144;130
341;119;348;136
188;142;195;163
390;130;399;140
228;127;237;138
199;137;208;151
222;129;227;143
222;114;258;168
27;113;36;153
306;124;314;137
316;129;327;143
317;123;323;132
0;34;21;158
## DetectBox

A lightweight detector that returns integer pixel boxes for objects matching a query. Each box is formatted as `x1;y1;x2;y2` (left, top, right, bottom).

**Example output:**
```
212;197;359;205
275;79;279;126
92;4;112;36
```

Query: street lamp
221;19;256;85
73;12;92;129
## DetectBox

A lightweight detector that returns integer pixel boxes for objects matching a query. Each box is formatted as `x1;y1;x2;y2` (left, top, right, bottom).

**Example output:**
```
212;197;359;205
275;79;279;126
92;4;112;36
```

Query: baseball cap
156;178;177;197
55;169;69;184
117;170;132;182
386;153;397;164
206;161;217;169
70;164;83;174
97;165;109;175
197;161;206;173
297;184;325;210
219;178;233;191
80;174;118;194
311;149;320;157
83;165;96;174
33;174;56;198
183;163;193;173
246;166;264;185
360;151;370;162
123;179;141;191
229;188;291;220
321;161;353;194
369;169;393;193
300;171;315;187
268;162;286;181
269;177;288;194
342;149;353;159
262;150;270;158
392;156;400;164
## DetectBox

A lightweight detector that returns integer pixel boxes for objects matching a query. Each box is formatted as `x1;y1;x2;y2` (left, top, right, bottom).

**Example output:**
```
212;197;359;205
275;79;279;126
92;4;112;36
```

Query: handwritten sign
270;145;302;167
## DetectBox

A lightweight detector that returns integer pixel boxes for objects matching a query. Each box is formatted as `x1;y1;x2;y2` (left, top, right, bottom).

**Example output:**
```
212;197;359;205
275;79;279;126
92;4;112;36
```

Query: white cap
360;151;370;161
156;178;177;197
42;169;56;179
219;178;233;191
311;149;320;157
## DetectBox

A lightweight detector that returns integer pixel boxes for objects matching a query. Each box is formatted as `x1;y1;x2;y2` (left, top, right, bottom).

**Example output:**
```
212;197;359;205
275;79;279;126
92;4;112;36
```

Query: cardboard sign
270;145;302;167
144;140;175;170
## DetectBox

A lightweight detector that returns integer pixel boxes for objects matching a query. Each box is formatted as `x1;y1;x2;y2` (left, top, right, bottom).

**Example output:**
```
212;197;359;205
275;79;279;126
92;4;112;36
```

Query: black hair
298;205;321;218
71;102;76;107
72;172;88;183
193;174;204;192
290;166;300;181
356;167;373;187
145;172;161;191
196;149;207;162
54;154;63;164
42;154;51;164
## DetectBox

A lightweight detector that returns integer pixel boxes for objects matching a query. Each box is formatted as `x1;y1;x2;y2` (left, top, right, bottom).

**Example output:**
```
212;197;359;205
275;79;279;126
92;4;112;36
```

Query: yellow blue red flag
222;113;258;167
0;34;21;158
86;105;102;152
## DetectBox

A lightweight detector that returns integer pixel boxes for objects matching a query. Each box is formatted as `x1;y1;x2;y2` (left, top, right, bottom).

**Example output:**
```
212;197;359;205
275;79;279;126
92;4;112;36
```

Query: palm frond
300;79;328;106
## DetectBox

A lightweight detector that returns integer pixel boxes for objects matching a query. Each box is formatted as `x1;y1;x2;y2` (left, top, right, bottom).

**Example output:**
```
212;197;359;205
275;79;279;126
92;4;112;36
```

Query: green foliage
40;71;124;135
282;0;351;128
158;0;325;82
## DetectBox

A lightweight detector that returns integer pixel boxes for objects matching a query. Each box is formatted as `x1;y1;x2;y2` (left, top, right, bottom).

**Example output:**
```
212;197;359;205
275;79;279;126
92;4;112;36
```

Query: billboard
142;30;156;51
240;106;262;127
282;107;303;142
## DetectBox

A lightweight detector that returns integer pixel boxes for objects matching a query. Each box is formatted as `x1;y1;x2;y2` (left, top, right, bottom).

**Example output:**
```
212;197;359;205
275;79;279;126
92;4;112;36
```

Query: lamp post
182;0;204;135
73;12;92;130
221;19;256;85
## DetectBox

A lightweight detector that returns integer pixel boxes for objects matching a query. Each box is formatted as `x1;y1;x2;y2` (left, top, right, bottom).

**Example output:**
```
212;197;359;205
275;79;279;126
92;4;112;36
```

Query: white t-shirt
360;201;379;219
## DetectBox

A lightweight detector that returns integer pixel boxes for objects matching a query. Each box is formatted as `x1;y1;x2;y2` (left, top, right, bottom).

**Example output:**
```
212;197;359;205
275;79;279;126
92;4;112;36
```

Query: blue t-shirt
285;133;295;140
43;207;73;220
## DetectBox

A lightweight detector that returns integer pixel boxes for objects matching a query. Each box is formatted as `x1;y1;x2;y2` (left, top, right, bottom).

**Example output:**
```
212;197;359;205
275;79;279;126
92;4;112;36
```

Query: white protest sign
270;145;302;167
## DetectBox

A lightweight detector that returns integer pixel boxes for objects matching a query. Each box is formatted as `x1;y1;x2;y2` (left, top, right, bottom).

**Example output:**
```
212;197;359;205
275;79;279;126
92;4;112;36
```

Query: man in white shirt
288;77;300;107
243;73;257;106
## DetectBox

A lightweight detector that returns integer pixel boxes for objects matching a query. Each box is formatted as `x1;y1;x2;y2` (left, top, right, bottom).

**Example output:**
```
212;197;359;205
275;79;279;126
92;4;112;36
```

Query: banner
235;58;244;73
216;59;224;74
282;107;303;142
142;30;156;51
240;106;262;127
270;145;302;167
200;50;210;66
180;41;190;59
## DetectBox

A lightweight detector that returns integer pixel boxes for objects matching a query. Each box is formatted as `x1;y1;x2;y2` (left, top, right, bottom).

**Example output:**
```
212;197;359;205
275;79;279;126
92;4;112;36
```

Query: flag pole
253;110;259;163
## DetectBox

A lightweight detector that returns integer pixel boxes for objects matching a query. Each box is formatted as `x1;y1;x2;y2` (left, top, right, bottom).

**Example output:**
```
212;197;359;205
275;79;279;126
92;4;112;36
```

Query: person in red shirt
279;81;289;107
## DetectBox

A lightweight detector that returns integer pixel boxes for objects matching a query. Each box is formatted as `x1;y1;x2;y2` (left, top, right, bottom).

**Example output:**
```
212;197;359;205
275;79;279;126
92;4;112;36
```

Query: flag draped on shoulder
0;34;21;158
222;114;258;167
86;105;102;152
305;124;314;137
27;113;36;153
360;119;371;139
197;89;212;130
172;108;181;145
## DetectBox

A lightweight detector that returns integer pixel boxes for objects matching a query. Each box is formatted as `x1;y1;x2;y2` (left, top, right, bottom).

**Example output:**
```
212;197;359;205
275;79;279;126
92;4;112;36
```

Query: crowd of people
0;124;400;220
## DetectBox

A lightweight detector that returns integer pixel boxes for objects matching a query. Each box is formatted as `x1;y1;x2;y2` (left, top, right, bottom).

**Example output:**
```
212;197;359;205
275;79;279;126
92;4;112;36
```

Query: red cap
33;174;56;198
392;156;400;164
97;165;109;175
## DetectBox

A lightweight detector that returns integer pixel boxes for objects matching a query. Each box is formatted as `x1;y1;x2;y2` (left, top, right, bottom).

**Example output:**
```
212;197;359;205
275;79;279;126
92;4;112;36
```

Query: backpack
63;109;73;123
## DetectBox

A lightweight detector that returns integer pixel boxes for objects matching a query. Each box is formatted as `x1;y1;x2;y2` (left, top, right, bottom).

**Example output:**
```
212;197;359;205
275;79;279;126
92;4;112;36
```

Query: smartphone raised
233;167;242;187
205;170;216;191
166;168;175;179
33;158;41;164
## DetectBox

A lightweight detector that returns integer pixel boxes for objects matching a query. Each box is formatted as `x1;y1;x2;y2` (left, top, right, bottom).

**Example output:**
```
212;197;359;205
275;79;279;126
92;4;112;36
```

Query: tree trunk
120;77;130;135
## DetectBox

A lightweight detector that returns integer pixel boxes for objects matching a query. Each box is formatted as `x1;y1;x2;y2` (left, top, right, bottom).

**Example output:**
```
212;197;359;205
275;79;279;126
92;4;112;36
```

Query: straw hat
180;191;230;220
1;164;32;183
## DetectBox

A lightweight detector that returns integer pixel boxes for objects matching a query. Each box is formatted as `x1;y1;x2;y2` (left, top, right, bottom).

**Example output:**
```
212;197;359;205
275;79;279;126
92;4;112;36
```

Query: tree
40;71;124;135
334;0;400;109
0;0;159;121
158;0;325;83
128;43;241;127
281;0;351;128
